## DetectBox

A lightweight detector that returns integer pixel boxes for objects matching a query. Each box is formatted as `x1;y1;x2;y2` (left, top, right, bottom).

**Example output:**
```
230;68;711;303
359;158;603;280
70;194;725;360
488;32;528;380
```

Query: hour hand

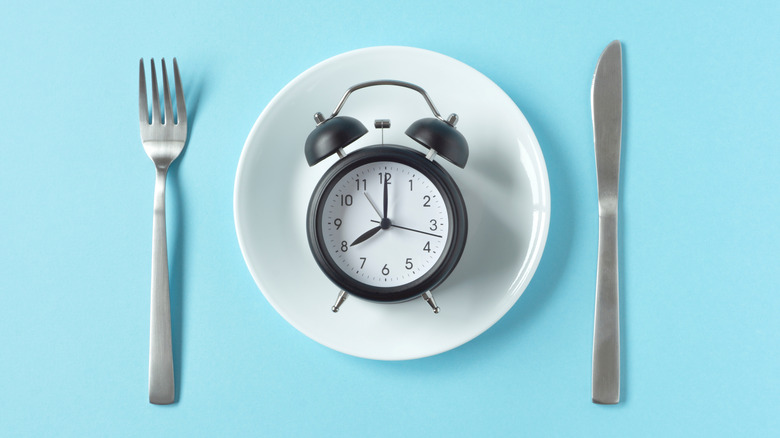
350;225;382;247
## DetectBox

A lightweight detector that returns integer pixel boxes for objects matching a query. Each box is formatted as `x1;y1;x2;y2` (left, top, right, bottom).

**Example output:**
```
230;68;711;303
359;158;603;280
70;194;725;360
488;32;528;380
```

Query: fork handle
592;211;620;404
149;167;174;404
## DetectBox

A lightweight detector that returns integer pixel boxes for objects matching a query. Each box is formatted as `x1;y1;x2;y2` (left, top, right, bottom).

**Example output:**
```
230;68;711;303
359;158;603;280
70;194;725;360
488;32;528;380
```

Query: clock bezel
307;145;468;303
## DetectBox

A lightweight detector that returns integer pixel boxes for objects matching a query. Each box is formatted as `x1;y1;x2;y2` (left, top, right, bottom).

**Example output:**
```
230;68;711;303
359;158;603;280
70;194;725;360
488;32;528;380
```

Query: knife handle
592;211;620;404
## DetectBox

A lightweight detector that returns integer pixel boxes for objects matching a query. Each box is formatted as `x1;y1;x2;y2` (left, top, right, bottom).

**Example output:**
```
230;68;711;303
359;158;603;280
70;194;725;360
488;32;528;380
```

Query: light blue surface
1;0;778;436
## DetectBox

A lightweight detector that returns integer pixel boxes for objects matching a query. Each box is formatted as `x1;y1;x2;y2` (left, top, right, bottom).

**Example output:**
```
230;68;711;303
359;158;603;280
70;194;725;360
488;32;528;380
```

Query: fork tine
161;59;174;125
150;59;161;124
139;59;148;124
173;58;186;127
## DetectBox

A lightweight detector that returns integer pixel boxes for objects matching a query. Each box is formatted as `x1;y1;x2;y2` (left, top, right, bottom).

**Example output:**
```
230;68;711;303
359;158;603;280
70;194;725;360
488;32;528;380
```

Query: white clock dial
321;161;450;288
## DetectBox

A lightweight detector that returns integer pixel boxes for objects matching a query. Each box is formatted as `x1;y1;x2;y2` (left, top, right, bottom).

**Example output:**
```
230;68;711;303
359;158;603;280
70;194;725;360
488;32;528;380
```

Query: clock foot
422;291;440;314
331;290;348;313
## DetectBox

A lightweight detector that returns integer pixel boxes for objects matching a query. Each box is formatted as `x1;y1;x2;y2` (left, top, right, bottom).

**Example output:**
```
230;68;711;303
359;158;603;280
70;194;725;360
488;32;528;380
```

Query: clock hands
370;220;442;238
352;216;392;247
354;172;442;245
382;174;389;219
353;179;393;247
365;176;442;239
350;225;382;247
363;192;382;219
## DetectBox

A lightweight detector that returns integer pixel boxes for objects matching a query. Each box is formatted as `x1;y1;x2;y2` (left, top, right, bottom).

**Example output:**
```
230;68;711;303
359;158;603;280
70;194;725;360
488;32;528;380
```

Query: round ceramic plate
234;46;550;360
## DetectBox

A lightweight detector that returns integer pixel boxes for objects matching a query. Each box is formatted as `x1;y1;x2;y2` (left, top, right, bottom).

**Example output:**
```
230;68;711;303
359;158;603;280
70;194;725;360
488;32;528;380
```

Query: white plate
234;46;550;360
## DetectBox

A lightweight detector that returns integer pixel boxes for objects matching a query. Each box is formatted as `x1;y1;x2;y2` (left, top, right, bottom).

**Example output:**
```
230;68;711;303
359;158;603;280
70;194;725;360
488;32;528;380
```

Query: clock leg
422;291;440;314
331;290;348;313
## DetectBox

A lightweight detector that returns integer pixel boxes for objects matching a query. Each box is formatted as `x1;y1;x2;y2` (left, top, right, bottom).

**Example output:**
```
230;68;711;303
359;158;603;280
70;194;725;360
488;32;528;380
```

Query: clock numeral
423;195;431;207
382;264;390;276
333;218;342;230
356;179;366;191
359;257;366;269
405;258;413;270
408;179;413;191
423;241;431;252
339;194;353;206
340;241;348;252
430;219;437;231
379;172;392;185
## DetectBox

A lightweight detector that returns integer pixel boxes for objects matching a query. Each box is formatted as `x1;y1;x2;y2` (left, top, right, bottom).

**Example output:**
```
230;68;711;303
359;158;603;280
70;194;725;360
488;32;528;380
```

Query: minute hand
382;176;388;219
370;220;442;238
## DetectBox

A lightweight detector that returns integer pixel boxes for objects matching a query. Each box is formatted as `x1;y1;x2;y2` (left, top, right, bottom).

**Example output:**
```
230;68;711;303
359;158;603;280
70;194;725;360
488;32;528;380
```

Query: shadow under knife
617;43;629;404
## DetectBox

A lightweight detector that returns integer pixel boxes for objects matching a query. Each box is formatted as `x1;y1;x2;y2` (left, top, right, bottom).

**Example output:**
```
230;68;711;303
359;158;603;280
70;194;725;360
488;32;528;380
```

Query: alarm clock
304;80;469;314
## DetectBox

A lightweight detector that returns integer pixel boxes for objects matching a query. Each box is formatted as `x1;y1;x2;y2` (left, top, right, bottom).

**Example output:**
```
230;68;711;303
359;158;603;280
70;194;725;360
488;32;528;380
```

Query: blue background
1;0;778;436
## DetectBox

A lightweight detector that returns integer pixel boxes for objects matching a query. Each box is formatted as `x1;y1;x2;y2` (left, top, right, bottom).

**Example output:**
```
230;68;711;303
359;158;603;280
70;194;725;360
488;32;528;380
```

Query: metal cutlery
138;57;187;405
591;40;622;405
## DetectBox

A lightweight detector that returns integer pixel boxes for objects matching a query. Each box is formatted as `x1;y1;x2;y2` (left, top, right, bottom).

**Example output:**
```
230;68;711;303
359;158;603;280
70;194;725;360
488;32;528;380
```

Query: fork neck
153;168;169;214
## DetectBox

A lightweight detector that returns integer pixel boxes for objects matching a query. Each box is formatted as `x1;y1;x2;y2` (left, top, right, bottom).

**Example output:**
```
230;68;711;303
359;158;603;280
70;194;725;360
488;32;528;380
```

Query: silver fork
139;58;187;405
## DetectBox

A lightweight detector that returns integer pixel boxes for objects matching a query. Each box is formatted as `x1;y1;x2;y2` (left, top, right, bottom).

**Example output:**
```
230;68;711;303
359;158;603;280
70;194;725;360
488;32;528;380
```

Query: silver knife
591;40;622;404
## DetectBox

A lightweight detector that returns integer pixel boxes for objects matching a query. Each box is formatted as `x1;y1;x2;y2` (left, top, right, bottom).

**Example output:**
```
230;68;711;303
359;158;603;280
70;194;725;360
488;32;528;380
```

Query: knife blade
591;40;622;405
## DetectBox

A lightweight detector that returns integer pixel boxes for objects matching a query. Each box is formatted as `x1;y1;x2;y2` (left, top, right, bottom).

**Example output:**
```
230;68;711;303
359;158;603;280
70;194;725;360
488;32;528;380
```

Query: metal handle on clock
326;80;456;126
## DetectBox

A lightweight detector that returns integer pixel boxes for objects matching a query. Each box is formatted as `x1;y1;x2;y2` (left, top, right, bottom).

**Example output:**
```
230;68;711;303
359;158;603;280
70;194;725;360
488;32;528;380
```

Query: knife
591;40;622;405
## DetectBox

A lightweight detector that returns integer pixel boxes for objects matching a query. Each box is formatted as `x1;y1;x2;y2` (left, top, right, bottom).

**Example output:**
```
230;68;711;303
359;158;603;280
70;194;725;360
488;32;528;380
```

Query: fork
139;58;187;405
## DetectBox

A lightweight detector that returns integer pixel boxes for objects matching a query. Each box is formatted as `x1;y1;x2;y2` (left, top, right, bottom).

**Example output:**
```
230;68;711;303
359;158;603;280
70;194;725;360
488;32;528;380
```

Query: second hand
363;192;383;219
370;220;442;238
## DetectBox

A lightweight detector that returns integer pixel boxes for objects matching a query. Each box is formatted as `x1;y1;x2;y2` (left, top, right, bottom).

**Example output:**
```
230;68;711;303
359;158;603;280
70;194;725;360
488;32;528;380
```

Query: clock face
320;161;449;288
308;145;468;302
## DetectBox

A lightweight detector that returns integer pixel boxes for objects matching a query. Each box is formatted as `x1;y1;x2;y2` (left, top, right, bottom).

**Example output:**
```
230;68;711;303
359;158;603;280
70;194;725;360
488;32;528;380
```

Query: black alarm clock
304;80;469;314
